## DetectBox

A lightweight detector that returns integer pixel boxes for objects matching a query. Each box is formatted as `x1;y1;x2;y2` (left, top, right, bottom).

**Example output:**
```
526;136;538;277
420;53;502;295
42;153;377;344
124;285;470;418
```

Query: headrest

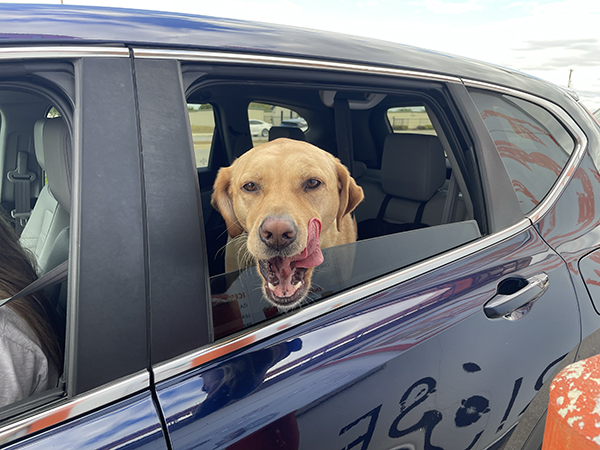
268;126;306;142
34;118;72;213
353;161;367;178
34;119;47;170
381;134;446;202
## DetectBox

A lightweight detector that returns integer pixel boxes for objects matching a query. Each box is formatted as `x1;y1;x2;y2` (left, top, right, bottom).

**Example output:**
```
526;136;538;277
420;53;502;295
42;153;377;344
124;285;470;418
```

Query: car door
133;53;583;450
0;53;168;449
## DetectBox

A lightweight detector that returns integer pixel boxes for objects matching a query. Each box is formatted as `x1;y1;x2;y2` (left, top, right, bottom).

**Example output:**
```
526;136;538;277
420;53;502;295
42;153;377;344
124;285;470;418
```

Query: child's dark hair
0;216;63;371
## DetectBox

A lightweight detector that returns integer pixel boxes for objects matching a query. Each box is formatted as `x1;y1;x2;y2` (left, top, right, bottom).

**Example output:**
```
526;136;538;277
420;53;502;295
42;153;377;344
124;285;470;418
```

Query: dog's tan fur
211;138;363;307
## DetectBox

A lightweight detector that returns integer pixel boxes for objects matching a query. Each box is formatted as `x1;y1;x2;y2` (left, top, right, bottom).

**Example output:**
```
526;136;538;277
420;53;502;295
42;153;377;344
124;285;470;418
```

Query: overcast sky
9;0;600;111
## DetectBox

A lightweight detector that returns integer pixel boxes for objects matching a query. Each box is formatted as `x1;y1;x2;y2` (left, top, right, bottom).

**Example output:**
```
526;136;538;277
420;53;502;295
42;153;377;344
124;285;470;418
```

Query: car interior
0;86;71;415
0;89;70;286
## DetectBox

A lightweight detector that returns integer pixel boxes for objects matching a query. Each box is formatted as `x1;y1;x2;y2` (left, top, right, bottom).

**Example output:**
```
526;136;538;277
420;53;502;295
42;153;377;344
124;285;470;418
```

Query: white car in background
249;119;272;137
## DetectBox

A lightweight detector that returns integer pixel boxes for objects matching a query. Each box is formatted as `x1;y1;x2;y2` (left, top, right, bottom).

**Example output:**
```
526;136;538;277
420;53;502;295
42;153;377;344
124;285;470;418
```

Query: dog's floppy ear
211;166;244;237
335;160;364;232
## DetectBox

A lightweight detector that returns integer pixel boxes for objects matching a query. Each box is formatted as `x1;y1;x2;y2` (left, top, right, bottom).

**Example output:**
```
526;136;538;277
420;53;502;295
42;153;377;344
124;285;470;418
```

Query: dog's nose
259;217;297;249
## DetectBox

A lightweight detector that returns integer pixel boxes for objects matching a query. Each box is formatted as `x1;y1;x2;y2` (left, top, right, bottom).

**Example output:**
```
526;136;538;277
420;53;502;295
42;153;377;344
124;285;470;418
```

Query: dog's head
211;138;363;309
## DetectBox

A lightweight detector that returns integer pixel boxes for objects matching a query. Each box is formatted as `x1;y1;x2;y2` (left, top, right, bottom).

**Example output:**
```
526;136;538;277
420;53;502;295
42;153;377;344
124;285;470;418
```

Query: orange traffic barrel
543;354;600;449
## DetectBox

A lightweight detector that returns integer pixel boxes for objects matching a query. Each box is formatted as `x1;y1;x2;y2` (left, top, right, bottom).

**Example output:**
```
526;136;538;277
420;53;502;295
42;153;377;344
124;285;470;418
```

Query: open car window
187;78;483;341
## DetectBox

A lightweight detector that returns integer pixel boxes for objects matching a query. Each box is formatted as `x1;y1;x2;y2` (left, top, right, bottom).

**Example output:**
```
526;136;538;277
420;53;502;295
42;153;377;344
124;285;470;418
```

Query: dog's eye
304;179;322;190
242;182;258;192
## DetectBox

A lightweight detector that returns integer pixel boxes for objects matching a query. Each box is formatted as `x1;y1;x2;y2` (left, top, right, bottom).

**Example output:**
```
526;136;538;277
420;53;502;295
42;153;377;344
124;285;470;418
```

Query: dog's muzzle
258;218;324;309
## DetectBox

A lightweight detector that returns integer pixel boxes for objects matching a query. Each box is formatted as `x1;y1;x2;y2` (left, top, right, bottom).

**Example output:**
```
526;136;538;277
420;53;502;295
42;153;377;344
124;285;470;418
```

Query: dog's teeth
294;281;302;290
268;283;276;291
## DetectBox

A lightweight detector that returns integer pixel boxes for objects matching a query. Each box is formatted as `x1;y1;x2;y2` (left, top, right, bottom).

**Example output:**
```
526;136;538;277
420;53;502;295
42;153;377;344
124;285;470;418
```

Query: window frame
134;58;212;367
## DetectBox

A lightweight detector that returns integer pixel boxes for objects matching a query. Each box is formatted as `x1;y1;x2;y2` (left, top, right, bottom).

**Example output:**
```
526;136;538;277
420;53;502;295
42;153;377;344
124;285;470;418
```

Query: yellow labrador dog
211;138;364;309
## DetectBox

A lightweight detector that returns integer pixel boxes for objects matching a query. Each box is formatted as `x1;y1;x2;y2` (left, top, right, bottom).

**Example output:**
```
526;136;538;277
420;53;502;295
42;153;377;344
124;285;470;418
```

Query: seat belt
333;97;354;175
441;172;459;224
229;126;251;159
7;150;36;234
0;260;68;308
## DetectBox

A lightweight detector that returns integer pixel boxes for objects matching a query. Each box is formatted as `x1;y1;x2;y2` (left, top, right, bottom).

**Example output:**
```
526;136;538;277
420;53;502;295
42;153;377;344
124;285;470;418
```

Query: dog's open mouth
259;218;324;309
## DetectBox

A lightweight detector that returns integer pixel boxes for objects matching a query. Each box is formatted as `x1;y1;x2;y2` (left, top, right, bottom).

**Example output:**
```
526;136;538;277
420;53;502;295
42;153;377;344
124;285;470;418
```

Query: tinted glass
211;221;481;338
469;89;574;214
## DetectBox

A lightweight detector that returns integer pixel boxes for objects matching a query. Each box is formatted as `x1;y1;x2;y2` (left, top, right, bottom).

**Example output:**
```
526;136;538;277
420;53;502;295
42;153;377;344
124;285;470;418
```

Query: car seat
358;133;448;239
19;117;71;274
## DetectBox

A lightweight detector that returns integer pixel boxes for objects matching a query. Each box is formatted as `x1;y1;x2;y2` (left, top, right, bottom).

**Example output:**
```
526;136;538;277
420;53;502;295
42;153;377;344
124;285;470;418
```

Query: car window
387;106;437;136
0;87;70;418
248;102;307;146
188;103;214;168
468;89;575;214
187;79;483;342
47;107;61;119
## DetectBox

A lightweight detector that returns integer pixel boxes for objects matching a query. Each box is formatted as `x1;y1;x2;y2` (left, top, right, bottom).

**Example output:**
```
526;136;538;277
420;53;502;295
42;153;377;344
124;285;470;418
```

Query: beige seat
381;133;446;226
20;118;71;274
357;134;465;239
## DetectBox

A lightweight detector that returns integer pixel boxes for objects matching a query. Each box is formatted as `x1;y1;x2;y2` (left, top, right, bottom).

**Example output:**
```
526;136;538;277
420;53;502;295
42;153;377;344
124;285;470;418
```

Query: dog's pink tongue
269;219;323;298
293;218;324;268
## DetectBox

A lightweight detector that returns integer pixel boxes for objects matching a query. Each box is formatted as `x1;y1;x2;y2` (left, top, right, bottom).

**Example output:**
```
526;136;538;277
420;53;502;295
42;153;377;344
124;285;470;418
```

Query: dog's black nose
260;217;297;249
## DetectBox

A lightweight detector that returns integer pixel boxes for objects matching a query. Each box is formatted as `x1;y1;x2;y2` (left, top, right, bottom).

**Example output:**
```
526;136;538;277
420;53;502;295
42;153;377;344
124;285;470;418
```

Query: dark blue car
0;4;599;450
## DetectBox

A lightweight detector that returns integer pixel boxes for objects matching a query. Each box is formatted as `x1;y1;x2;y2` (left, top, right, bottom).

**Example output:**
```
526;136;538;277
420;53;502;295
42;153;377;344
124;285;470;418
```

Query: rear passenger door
132;53;583;450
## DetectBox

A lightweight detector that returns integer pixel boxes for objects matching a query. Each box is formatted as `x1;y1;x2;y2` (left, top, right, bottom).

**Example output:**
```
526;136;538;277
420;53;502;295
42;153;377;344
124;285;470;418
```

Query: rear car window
469;89;575;214
387;106;436;135
188;103;214;168
248;102;308;147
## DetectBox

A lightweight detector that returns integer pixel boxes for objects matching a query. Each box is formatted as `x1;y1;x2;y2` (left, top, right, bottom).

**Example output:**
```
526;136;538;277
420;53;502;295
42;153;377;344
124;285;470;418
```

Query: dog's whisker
215;244;227;259
224;221;243;236
230;234;255;270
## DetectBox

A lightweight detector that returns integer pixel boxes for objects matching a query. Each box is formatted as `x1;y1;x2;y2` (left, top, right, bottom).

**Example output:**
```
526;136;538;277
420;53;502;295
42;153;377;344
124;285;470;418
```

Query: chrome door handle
484;273;549;319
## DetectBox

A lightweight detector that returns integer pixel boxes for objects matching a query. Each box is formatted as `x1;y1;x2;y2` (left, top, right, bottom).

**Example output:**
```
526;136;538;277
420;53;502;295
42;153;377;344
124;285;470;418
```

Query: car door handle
484;273;549;319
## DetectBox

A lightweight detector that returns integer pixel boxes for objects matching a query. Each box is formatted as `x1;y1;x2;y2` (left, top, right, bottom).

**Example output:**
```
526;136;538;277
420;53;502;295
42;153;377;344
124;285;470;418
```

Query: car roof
0;4;574;106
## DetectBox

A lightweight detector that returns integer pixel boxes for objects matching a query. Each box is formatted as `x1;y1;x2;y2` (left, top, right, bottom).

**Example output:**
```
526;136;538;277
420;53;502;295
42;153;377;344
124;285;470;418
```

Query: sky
7;0;600;111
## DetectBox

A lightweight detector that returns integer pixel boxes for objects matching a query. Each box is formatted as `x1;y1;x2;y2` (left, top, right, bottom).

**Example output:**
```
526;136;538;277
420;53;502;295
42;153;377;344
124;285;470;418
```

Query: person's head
0;215;63;371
